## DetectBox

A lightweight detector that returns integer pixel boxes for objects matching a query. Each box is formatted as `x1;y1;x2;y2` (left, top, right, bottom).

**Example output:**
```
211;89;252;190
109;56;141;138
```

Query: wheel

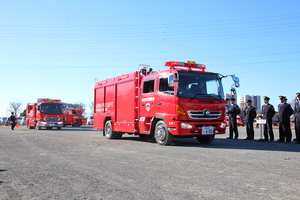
196;135;215;144
104;120;117;139
57;127;61;130
75;120;81;127
154;120;173;145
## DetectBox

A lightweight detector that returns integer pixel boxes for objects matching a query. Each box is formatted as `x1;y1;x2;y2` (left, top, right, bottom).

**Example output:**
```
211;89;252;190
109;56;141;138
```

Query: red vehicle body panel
94;62;228;143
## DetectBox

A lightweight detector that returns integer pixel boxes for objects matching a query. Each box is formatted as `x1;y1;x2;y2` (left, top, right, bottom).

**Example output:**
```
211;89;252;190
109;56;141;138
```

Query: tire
154;120;173;145
57;127;61;130
104;120;117;139
196;135;215;144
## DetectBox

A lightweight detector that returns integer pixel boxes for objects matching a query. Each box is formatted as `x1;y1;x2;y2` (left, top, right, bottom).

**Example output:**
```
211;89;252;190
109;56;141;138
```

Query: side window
143;80;154;94
159;77;174;95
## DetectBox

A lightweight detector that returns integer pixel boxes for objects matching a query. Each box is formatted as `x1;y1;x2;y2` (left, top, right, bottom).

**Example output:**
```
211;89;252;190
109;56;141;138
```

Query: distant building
224;93;237;101
238;95;261;112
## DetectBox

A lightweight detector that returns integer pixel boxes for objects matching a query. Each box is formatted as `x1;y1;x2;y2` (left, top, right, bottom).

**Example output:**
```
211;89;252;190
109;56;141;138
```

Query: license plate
50;123;55;126
202;126;214;135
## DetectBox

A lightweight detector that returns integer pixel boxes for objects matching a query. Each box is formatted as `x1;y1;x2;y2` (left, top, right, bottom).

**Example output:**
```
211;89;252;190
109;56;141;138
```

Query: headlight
180;123;193;129
40;122;47;125
220;123;226;128
57;122;63;125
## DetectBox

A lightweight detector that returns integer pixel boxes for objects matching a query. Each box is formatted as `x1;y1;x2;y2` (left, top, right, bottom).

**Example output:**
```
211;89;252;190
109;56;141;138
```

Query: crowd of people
226;93;300;144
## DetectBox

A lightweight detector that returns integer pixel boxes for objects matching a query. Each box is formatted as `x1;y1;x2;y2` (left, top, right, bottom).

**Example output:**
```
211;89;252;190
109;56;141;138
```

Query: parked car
87;116;94;125
0;117;5;125
1;117;9;126
17;117;25;126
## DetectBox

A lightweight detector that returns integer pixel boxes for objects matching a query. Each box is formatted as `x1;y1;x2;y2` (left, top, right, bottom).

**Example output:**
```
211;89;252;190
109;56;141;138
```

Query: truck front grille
44;117;60;121
187;110;222;119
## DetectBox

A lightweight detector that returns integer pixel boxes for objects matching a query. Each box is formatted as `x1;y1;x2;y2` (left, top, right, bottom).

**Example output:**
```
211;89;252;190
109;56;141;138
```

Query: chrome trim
187;110;222;119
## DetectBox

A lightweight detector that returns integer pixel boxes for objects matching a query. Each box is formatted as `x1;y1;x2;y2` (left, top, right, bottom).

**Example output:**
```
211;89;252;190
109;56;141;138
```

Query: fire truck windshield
177;72;224;100
40;104;62;114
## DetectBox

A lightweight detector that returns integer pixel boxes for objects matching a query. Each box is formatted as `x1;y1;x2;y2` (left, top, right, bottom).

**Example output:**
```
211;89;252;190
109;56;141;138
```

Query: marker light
176;105;186;116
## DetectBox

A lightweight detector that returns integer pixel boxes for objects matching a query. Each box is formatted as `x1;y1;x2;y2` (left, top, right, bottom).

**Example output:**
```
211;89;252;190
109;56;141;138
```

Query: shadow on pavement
0;169;7;185
172;137;300;153
119;136;300;152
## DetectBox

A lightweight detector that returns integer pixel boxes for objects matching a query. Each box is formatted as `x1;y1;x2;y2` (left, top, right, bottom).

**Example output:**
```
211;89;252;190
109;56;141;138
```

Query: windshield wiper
208;94;223;103
189;93;223;102
189;93;206;101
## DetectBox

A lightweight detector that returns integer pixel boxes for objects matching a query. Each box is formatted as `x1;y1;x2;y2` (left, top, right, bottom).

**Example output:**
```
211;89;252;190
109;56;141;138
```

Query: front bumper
167;121;226;136
38;121;63;127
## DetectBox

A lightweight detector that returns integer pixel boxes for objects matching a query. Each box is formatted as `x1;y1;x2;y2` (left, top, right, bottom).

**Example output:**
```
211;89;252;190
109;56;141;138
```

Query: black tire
196;135;215;144
57;127;61;130
104;120;117;139
154;120;173;145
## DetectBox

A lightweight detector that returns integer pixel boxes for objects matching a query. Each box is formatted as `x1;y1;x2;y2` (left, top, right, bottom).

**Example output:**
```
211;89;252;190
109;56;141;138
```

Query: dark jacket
262;103;275;122
228;104;241;121
278;102;293;124
9;115;16;123
245;106;256;123
294;102;300;123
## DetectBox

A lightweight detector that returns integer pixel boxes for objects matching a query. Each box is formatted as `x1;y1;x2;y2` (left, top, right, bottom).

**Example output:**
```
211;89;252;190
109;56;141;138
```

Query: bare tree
289;99;296;110
9;102;22;116
90;100;94;115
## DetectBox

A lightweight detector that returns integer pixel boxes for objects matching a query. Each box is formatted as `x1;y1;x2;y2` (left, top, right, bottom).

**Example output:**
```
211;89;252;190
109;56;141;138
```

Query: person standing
277;96;294;143
261;96;276;141
244;99;256;140
294;93;300;144
227;97;241;139
9;112;17;130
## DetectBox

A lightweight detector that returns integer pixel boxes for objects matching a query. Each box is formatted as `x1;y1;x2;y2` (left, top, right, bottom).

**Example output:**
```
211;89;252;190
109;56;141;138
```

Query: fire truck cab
26;98;64;130
94;61;239;145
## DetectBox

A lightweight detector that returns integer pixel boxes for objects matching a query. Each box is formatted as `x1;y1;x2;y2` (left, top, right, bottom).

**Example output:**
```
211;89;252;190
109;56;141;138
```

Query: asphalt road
0;125;299;200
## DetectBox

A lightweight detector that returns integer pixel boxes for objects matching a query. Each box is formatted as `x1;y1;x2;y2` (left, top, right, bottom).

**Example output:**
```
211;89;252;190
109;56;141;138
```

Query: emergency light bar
165;61;206;71
37;98;61;103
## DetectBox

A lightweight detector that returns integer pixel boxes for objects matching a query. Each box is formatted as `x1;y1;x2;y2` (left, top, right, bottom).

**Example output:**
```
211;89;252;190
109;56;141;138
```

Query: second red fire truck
94;61;239;145
61;103;87;127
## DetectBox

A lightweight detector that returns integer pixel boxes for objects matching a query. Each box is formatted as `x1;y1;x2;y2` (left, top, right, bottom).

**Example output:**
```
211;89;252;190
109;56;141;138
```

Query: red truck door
139;78;157;134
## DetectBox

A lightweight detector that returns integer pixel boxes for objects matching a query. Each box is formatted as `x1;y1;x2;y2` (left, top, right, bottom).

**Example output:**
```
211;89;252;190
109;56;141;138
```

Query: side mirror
37;105;41;111
231;75;240;87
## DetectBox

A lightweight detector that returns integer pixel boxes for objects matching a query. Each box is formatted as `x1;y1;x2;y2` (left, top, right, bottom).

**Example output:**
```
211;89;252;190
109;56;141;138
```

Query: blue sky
1;0;300;116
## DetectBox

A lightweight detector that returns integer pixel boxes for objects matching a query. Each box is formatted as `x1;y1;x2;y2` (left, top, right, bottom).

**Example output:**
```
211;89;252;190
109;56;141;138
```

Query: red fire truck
61;103;87;127
94;61;239;145
26;98;64;130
